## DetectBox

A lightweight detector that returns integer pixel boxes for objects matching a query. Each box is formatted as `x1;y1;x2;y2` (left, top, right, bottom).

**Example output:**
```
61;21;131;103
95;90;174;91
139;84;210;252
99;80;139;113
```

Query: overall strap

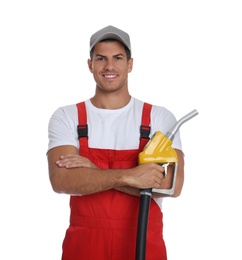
76;101;152;150
139;102;152;150
76;101;88;148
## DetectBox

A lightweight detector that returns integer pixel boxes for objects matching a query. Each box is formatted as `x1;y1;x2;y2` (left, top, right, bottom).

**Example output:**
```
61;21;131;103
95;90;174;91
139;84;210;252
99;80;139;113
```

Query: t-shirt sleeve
151;106;183;152
47;105;79;152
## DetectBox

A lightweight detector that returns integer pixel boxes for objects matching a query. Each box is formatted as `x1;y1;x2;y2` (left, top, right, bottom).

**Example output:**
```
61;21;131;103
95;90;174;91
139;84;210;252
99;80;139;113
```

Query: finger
60;153;79;159
56;157;79;167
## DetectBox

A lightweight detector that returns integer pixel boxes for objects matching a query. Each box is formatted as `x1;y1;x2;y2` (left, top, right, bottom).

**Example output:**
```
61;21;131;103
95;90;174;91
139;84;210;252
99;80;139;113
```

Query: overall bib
62;102;167;260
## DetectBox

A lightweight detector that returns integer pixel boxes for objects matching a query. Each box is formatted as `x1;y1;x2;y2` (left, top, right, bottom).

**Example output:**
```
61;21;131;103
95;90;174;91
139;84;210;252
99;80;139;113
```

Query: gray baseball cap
90;25;131;53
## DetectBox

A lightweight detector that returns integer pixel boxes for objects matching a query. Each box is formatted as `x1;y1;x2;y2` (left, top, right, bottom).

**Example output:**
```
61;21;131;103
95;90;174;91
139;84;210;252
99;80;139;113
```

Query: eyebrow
95;53;125;58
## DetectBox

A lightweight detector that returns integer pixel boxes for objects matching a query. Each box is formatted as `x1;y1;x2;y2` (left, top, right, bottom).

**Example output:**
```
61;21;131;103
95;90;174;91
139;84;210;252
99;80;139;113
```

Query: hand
127;163;166;190
56;154;99;169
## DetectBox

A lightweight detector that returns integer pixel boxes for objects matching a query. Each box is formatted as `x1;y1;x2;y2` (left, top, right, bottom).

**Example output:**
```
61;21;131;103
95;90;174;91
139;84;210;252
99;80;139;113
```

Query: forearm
47;146;123;195
115;149;185;198
48;146;173;196
115;186;141;197
114;172;173;198
49;163;167;196
115;180;174;199
50;165;131;196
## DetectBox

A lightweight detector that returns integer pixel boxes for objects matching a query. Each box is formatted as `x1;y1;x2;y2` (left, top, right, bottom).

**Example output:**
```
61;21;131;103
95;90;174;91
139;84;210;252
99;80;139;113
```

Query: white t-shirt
48;97;182;151
47;97;183;209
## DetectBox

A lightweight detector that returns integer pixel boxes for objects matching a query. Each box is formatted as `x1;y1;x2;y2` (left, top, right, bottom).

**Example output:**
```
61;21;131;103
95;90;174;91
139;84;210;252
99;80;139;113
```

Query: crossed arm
47;145;184;198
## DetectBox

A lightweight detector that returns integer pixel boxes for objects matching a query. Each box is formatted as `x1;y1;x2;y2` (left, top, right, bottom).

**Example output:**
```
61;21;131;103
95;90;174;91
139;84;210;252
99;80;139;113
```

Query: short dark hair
90;39;131;60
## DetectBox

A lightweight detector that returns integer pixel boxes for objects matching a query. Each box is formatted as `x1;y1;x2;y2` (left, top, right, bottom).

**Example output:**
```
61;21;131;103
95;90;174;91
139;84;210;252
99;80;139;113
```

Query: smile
103;74;118;78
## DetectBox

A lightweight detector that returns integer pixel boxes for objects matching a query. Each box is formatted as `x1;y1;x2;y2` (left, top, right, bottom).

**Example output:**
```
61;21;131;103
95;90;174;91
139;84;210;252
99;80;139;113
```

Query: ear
128;58;133;73
87;59;93;73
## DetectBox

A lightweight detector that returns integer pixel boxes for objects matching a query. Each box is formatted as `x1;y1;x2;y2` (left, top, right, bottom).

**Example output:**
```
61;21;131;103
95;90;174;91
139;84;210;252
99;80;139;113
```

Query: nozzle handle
166;109;198;141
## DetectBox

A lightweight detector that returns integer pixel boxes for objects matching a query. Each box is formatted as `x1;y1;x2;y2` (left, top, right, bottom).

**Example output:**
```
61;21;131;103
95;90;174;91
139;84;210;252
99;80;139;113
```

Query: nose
104;59;115;70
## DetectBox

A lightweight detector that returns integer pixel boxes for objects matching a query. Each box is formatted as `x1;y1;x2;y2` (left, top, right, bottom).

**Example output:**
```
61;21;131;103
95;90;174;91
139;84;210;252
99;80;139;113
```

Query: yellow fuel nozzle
138;131;178;195
138;109;198;195
139;131;178;165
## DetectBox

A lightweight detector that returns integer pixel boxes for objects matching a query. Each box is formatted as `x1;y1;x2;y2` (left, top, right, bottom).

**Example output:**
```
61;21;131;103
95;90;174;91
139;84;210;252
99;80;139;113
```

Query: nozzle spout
166;109;199;141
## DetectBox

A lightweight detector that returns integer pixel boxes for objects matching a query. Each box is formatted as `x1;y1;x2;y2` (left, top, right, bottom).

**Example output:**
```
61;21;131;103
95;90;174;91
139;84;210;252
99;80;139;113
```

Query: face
88;41;133;94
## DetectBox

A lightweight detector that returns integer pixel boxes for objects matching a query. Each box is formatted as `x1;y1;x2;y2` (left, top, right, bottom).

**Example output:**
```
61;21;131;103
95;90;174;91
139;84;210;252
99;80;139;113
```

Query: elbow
171;178;183;197
50;181;63;194
50;182;63;194
172;189;182;198
171;183;183;198
49;171;66;194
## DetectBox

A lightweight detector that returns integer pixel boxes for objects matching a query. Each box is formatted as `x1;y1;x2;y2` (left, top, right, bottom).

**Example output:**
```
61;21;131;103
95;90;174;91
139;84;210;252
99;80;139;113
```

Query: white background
1;0;241;259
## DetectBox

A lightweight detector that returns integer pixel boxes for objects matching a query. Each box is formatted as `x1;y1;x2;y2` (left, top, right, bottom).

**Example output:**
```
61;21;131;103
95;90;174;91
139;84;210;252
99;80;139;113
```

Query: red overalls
62;102;167;260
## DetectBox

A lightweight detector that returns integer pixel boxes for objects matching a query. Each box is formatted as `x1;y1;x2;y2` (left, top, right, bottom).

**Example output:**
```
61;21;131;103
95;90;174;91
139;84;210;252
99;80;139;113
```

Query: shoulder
55;104;77;116
47;103;81;152
147;103;183;150
48;103;80;133
151;104;176;121
50;104;78;121
132;98;176;121
144;102;178;135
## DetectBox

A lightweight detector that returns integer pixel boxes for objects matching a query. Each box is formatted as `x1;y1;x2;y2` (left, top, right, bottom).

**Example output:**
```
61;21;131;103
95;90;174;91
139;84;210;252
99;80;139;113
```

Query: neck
90;93;131;109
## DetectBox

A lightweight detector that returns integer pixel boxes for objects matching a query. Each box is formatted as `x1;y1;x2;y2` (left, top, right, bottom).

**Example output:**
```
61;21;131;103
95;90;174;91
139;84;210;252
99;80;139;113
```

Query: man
47;25;184;260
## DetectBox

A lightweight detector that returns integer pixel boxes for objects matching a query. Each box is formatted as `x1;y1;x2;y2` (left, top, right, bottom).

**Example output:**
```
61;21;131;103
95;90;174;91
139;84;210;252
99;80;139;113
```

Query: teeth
105;75;116;78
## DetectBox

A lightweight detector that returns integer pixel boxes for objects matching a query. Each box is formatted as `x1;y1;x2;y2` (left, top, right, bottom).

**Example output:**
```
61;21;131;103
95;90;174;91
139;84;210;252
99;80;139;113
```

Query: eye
115;56;123;60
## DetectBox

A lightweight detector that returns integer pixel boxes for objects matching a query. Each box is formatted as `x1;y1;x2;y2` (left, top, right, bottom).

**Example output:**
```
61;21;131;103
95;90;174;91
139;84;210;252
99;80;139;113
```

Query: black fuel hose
136;188;152;260
135;109;198;260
